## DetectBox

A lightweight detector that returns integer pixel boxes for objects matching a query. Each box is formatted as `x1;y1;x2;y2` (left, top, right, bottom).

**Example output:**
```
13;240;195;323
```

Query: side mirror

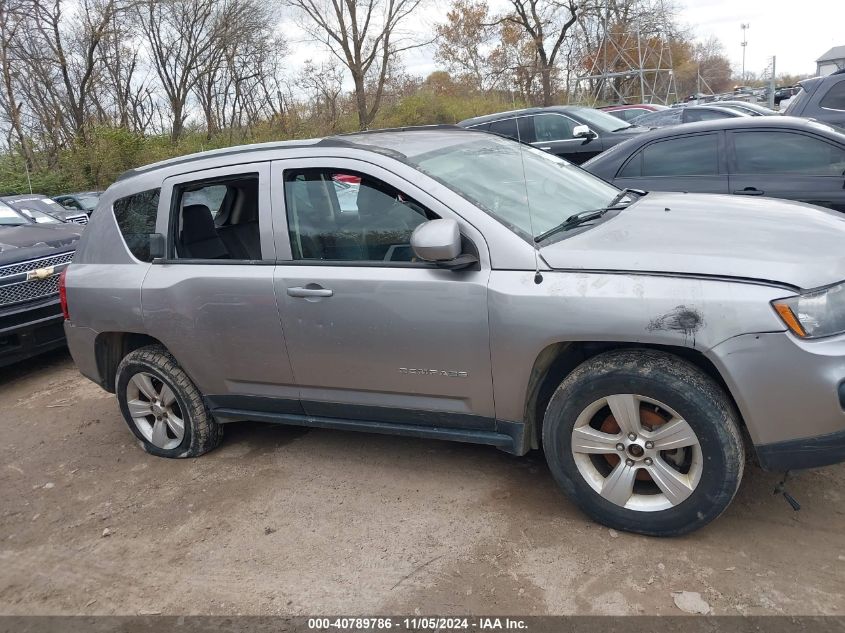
573;125;596;139
149;233;166;260
411;219;461;262
411;219;478;270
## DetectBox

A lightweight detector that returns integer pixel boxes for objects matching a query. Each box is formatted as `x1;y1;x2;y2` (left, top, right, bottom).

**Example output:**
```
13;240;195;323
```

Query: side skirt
209;406;527;455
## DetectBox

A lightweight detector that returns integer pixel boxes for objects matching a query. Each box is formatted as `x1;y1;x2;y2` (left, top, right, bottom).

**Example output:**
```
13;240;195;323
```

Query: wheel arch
523;340;746;451
95;332;166;393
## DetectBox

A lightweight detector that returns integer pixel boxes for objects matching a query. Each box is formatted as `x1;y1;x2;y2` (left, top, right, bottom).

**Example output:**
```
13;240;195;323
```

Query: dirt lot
1;350;844;616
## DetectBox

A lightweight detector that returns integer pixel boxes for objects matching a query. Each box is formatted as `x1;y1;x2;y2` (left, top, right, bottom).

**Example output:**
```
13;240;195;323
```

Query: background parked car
783;69;845;127
458;106;646;164
632;105;751;129
0;200;81;366
582;116;845;211
775;86;801;107
599;103;668;122
53;191;102;216
712;100;779;116
2;194;88;225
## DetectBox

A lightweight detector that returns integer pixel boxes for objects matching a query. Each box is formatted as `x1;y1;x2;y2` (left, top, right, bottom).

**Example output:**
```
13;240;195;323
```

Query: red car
598;103;668;123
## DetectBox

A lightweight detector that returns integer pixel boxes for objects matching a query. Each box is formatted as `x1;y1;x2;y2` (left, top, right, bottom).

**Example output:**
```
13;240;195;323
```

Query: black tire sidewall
116;355;198;458
543;352;743;536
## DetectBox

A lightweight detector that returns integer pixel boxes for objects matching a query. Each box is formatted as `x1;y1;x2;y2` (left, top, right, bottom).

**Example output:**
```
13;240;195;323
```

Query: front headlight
772;281;845;339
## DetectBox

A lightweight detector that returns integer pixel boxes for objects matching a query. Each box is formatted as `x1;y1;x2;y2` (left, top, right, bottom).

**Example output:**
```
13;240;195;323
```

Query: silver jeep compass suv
63;127;845;536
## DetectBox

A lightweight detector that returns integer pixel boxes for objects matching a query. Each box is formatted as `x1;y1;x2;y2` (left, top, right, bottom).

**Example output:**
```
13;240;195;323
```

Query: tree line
0;0;740;193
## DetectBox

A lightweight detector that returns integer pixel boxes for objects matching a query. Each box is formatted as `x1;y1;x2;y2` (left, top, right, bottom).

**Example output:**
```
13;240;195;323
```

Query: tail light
59;268;69;320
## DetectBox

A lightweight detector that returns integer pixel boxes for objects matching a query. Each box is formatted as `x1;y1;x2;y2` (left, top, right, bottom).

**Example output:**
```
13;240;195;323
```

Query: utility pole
741;23;750;83
769;56;776;109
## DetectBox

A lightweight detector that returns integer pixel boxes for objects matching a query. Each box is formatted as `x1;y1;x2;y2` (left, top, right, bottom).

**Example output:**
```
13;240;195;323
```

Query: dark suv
0;201;81;366
784;69;845;127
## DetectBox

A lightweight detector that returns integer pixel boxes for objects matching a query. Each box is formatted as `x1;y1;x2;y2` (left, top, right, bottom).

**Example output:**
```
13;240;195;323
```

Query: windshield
0;202;30;226
77;195;99;211
18;207;61;223
408;134;621;240
569;106;636;132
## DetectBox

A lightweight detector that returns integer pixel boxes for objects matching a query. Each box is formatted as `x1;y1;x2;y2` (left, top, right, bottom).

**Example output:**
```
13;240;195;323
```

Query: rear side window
113;188;160;262
685;108;732;122
820;80;845;111
733;131;845;175
618;134;719;177
489;117;518;140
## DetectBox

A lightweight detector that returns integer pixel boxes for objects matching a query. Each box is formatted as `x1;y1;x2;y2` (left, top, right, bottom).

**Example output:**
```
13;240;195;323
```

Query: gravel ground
1;350;844;616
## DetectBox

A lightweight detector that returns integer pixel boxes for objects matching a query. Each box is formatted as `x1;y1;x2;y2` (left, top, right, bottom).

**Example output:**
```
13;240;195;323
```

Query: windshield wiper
611;124;636;132
534;189;644;243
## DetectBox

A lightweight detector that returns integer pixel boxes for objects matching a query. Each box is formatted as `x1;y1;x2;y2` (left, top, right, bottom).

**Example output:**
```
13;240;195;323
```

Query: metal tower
572;0;679;106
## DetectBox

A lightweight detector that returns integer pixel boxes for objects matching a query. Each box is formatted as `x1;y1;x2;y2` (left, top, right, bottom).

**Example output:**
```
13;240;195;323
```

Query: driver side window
284;170;435;262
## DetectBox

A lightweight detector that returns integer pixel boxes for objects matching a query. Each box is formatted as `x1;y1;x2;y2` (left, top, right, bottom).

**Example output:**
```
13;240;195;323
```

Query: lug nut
625;458;635;467
645;441;654;449
616;443;625;451
627;433;637;441
644;457;653;466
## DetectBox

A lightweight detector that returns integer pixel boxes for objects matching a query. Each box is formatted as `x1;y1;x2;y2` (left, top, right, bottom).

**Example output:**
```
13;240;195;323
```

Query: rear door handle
734;187;764;196
287;286;333;298
539;146;552;150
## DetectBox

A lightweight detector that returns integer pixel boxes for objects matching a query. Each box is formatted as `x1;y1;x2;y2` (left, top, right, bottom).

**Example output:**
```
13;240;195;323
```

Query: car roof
684;104;748;114
115;126;478;184
458;106;587;126
641;115;841;136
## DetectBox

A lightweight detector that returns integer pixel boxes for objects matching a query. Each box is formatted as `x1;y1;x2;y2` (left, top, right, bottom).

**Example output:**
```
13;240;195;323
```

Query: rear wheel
116;345;222;458
542;349;744;536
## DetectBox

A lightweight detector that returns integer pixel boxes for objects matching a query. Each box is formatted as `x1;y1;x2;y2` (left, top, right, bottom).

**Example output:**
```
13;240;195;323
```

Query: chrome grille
0;275;61;307
0;251;74;278
68;215;88;225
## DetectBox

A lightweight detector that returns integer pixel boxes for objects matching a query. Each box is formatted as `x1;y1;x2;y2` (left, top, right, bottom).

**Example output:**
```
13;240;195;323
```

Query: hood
0;223;82;266
539;192;845;290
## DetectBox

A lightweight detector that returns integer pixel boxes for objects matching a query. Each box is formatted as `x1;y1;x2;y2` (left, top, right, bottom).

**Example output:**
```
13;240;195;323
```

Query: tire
116;345;222;458
542;348;744;536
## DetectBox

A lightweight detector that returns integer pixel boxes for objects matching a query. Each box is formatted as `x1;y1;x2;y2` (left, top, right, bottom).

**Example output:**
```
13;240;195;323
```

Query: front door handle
539;146;552;150
287;285;333;298
734;187;764;196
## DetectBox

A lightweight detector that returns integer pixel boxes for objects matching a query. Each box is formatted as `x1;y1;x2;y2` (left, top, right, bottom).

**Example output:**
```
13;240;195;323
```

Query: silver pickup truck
62;127;845;535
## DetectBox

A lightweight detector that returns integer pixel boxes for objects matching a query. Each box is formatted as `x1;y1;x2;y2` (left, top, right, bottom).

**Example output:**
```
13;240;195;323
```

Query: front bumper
755;428;845;471
0;297;66;367
709;331;845;471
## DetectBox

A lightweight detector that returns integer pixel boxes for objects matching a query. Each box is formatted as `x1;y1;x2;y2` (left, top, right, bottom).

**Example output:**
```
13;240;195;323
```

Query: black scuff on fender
646;305;704;345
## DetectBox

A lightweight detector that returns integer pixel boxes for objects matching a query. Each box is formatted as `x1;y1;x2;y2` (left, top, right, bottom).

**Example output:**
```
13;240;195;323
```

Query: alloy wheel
570;393;703;512
125;371;185;450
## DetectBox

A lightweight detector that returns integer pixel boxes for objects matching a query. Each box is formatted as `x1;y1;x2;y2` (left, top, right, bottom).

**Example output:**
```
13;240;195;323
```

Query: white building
816;46;845;76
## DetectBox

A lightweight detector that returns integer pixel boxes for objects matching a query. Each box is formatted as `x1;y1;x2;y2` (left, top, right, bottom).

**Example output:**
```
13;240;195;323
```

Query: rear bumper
708;331;845;471
0;297;66;367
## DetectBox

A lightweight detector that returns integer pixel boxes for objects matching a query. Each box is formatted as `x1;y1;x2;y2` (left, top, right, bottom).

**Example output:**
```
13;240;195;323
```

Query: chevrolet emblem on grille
26;266;55;281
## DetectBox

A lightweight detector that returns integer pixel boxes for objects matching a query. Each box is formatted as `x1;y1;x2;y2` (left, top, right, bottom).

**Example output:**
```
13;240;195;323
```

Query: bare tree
501;0;579;106
29;0;128;141
0;0;34;165
435;0;509;93
139;0;221;142
284;0;426;130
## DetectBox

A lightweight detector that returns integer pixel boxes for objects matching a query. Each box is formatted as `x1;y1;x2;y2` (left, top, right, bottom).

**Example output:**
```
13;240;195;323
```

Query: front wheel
542;349;744;536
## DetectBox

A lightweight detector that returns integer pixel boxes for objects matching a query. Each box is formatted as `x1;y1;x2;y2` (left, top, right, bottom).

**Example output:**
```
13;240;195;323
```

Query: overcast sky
288;0;844;81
